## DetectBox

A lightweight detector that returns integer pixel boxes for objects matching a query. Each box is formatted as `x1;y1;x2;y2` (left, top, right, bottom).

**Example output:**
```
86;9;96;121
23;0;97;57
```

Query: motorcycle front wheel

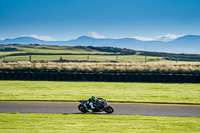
78;104;87;113
104;106;114;114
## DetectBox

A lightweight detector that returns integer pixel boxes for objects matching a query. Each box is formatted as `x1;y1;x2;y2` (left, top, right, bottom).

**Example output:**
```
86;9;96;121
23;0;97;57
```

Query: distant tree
87;46;137;55
0;47;18;52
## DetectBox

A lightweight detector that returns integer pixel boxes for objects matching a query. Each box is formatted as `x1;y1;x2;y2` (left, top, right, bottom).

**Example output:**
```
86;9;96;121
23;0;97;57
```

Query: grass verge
0;113;199;133
1;54;161;63
0;81;200;104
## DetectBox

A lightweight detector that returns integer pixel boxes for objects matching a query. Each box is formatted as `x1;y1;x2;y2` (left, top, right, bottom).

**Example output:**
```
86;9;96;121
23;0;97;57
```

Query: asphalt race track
0;101;199;117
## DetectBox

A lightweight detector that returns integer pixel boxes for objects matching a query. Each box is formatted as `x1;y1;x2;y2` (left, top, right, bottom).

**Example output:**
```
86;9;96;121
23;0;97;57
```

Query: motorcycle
78;98;114;114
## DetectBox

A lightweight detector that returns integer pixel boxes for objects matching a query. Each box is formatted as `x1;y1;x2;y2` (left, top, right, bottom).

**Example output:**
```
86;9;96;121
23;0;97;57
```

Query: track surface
0;101;199;117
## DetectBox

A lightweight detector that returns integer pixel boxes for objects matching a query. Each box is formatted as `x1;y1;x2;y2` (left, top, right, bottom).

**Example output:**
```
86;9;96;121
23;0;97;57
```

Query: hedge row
0;70;199;83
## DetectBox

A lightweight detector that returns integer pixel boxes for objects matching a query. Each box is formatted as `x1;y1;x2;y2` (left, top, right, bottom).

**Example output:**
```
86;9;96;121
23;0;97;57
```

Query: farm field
0;44;162;63
0;81;200;104
21;48;106;54
0;113;199;133
1;44;200;64
0;45;109;54
1;55;200;64
1;54;162;63
0;51;25;56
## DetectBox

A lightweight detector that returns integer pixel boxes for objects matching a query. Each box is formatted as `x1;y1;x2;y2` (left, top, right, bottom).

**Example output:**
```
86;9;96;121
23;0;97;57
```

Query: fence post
29;56;32;62
87;56;89;61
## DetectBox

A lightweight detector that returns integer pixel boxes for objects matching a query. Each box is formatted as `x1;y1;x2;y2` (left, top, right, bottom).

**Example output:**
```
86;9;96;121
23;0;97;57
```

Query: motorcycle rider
84;96;101;113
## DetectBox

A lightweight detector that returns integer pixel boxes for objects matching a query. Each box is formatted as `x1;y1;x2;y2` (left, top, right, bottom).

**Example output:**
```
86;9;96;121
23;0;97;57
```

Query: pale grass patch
0;62;200;73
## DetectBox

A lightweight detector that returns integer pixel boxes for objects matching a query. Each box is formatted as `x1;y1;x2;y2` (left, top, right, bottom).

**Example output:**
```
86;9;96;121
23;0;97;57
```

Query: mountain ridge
0;35;200;54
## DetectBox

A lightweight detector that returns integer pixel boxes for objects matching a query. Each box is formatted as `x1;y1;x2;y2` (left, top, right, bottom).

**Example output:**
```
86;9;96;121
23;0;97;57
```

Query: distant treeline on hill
73;46;137;55
0;44;137;55
0;47;18;52
139;51;200;62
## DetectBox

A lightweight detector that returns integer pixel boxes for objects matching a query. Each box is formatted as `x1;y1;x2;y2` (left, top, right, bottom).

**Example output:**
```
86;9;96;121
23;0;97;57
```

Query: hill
1;35;200;54
0;44;199;63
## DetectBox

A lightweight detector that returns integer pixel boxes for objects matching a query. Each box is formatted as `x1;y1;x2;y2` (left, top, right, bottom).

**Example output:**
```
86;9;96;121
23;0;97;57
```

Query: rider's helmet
91;96;97;103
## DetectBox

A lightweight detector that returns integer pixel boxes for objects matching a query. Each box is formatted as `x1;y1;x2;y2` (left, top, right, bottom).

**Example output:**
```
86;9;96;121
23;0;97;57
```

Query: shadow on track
63;112;111;115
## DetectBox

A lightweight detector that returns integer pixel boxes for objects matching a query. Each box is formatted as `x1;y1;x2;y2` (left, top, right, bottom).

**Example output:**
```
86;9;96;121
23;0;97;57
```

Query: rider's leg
84;103;93;113
88;102;94;113
89;102;95;109
84;103;89;111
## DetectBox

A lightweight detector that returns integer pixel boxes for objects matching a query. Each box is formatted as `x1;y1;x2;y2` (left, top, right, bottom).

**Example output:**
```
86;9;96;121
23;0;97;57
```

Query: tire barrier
0;70;199;83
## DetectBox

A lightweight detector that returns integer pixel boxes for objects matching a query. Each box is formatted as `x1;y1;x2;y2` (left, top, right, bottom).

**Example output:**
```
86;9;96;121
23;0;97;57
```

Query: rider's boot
88;109;93;114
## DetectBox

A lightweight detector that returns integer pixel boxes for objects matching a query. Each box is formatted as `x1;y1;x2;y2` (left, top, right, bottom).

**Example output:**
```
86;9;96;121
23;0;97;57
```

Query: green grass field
1;45;199;64
1;54;162;63
1;44;200;65
22;48;107;54
0;46;108;55
1;54;198;64
0;81;200;104
0;113;199;133
0;51;25;56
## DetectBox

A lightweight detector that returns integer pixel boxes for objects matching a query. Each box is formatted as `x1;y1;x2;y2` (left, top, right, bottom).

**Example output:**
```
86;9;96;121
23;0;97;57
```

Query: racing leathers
84;97;101;113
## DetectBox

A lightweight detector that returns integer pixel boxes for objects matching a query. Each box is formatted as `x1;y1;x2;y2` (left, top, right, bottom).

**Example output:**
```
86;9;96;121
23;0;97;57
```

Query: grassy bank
0;81;200;104
1;62;200;74
0;113;199;133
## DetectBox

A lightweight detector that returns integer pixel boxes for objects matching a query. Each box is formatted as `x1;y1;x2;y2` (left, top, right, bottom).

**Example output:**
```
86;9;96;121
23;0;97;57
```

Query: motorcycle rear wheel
78;104;87;113
104;106;114;114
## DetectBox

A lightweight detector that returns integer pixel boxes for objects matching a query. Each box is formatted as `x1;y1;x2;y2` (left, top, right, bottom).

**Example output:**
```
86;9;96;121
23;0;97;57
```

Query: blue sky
0;0;200;41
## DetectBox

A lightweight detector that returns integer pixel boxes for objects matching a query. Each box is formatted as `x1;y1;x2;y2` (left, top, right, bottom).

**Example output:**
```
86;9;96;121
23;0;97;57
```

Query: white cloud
88;32;105;39
155;34;184;42
21;34;56;41
132;34;184;42
131;36;156;41
0;37;5;40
